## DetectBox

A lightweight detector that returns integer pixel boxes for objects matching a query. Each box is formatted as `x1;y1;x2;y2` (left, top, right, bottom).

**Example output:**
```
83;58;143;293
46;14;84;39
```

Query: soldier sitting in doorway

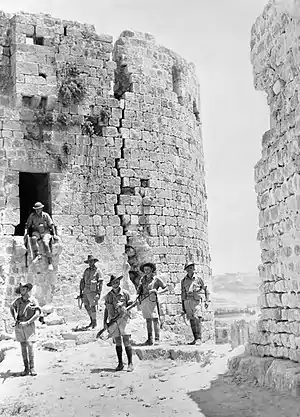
24;202;58;271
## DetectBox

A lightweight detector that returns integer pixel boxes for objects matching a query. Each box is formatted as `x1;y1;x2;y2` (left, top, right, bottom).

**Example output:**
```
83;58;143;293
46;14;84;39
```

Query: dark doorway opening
15;172;51;236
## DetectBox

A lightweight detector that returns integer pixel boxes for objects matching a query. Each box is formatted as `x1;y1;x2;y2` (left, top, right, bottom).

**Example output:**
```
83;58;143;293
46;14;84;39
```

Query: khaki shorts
183;299;203;320
82;292;98;308
109;314;130;339
15;322;36;342
140;297;159;319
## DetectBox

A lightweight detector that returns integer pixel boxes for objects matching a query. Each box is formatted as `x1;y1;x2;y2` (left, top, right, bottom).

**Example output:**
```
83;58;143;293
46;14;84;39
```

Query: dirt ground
0;324;300;417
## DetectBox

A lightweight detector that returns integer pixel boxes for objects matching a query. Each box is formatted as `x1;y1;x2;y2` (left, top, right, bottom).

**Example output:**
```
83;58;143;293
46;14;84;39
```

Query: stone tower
0;11;213;340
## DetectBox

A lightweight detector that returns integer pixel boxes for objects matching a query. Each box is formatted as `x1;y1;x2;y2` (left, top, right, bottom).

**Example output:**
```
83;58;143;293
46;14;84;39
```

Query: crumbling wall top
250;0;300;92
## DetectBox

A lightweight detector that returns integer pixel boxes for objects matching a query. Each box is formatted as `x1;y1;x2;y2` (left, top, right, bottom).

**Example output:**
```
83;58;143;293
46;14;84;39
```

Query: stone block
44;312;66;326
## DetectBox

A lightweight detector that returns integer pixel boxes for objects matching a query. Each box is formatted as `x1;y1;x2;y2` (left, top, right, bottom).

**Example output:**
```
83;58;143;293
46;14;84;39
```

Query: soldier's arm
136;281;143;297
125;291;134;307
45;213;57;237
26;309;40;325
103;306;109;328
10;300;17;320
181;280;186;312
204;284;210;303
96;270;104;296
25;300;41;325
156;278;168;295
24;214;32;236
80;271;86;295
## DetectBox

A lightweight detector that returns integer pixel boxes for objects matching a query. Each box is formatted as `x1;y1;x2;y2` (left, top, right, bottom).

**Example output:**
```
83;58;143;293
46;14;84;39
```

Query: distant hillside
211;272;260;310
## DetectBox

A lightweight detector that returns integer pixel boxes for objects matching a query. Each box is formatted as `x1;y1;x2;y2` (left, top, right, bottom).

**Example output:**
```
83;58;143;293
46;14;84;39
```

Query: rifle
75;277;85;310
96;292;153;340
24;235;29;269
75;294;83;310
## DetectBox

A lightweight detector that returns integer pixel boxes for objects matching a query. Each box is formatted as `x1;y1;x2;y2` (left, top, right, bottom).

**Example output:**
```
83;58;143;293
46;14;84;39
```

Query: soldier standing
137;262;168;345
103;275;134;372
10;282;41;376
80;254;103;329
24;202;58;271
181;262;210;345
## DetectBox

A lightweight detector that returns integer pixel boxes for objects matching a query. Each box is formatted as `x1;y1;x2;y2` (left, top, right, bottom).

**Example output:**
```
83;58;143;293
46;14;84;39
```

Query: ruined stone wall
0;12;125;327
0;12;213;340
249;0;300;362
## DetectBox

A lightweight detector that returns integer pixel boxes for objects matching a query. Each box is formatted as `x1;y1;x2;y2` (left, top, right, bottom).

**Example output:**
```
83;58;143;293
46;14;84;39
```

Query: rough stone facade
0;11;213;340
249;0;300;363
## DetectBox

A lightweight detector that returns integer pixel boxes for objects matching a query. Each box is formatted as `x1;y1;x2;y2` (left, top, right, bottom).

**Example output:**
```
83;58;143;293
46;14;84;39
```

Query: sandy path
1;338;300;417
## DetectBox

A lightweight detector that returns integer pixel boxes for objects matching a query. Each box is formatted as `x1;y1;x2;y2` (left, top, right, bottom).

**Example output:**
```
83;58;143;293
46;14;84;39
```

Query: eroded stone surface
229;354;300;396
0;11;213;341
250;0;300;363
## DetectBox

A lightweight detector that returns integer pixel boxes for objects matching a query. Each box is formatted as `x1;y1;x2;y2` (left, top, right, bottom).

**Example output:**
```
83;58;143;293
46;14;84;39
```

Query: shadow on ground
188;372;300;417
0;369;25;383
90;367;116;373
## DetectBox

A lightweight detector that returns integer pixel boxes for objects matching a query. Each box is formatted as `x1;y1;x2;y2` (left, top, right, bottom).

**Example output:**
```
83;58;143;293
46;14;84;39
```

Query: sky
2;0;270;274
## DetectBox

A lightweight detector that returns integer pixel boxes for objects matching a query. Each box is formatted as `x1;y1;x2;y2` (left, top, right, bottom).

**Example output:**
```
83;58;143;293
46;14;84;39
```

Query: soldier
24;202;58;271
103;274;134;372
10;282;41;376
80;254;103;329
137;262;168;345
181;261;210;345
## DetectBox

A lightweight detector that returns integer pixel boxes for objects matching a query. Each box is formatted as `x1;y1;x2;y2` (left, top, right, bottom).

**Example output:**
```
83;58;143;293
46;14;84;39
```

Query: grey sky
3;0;270;274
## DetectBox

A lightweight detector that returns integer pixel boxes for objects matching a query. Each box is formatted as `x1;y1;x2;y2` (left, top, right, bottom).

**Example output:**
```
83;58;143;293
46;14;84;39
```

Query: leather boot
115;346;124;371
85;317;93;329
91;319;97;329
20;359;30;376
28;344;37;376
144;319;153;345
194;319;202;344
20;343;30;376
188;319;197;345
153;318;160;343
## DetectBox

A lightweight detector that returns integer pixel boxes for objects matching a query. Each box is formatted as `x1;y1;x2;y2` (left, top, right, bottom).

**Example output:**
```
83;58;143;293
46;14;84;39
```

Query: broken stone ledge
0;340;17;363
228;354;300;397
133;343;224;364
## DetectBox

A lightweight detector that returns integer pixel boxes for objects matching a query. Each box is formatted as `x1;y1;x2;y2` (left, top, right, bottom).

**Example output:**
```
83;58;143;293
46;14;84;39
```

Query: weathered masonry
0;11;213;340
229;0;300;396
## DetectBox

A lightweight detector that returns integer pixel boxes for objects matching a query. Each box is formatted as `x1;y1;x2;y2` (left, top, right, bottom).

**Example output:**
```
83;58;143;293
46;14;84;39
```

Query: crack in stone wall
0;12;214;340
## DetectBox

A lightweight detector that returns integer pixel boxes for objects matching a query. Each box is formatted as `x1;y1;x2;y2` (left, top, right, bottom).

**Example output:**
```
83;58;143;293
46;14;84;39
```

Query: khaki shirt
105;288;131;321
82;267;103;294
181;274;208;302
11;296;41;322
137;275;166;297
26;211;54;235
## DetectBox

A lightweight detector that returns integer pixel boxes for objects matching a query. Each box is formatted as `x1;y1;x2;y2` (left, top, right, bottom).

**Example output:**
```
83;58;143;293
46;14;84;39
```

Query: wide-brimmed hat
184;261;195;270
107;274;123;287
33;202;44;210
84;254;99;264
15;282;33;295
140;262;156;273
